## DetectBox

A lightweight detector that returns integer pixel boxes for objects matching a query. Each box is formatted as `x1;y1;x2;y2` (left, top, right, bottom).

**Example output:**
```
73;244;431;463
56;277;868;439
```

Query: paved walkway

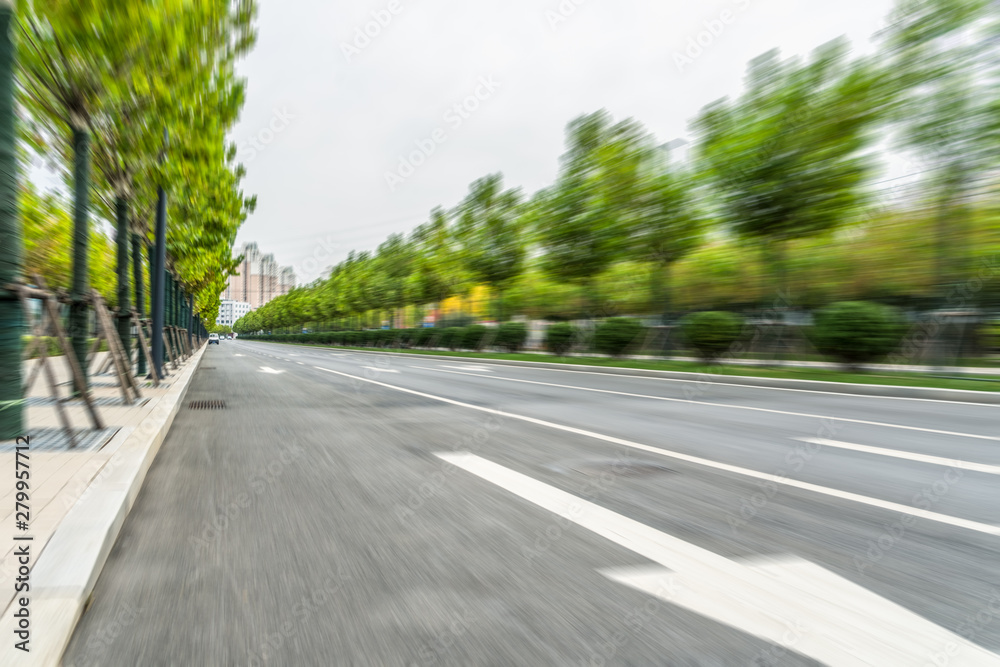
0;346;201;618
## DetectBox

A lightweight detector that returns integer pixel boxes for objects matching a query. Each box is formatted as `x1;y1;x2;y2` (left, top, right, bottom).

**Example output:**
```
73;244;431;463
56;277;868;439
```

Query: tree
628;163;704;324
453;174;525;322
406;207;464;313
538;111;651;315
693;38;889;299
879;0;999;297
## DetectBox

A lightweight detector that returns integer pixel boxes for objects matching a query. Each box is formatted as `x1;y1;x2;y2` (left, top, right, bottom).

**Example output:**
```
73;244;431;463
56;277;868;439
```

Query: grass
253;341;1000;393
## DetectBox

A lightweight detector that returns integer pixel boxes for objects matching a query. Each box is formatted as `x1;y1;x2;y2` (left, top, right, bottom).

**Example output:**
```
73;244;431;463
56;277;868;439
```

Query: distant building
222;242;296;309
217;300;252;329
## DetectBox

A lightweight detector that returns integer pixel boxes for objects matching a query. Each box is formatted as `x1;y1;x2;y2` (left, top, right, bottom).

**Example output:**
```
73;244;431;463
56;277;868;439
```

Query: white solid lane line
362;366;399;373
439;453;1000;667
341;350;1000;407
411;365;1000;442
440;365;493;372
313;366;1000;536
799;438;1000;475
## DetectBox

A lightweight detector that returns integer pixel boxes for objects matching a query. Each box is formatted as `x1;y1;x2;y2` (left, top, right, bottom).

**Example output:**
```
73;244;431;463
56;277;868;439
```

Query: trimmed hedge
811;301;904;366
593;317;644;357
545;322;577;355
461;325;489;351
681;311;743;361
495;322;528;352
438;327;463;351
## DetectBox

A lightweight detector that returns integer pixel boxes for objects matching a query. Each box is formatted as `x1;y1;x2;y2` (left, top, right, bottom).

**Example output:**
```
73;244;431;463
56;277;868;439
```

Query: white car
209;333;220;345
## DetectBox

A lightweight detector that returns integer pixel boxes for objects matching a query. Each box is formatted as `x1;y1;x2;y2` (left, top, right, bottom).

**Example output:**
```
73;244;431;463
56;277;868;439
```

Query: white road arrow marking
259;366;284;374
438;452;1000;667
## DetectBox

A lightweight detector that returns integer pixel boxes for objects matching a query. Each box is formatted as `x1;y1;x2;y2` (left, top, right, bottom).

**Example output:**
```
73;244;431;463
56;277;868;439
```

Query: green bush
980;322;1000;353
396;329;415;347
414;327;434;347
545;322;577;355
438;327;463;351
495;322;528;352
681;311;743;361
594;318;644;357
461;325;488;351
811;301;904;366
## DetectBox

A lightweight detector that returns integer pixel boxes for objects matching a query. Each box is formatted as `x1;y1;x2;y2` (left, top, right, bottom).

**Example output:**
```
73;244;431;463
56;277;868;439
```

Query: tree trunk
657;260;673;353
0;3;23;438
70;125;91;396
115;195;131;366
132;233;146;375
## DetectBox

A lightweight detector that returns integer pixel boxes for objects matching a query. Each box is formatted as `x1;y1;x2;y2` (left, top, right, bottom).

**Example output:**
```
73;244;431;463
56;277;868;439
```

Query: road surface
63;340;1000;666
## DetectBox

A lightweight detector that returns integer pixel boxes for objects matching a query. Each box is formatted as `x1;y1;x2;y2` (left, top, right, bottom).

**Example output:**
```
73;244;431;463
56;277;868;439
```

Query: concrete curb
271;343;1000;405
0;346;206;666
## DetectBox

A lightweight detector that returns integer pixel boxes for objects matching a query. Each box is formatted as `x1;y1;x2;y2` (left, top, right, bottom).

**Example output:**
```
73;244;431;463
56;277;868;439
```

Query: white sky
229;0;898;284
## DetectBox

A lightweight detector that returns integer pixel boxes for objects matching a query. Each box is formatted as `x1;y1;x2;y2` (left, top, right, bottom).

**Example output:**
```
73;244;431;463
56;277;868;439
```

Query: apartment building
221;242;297;309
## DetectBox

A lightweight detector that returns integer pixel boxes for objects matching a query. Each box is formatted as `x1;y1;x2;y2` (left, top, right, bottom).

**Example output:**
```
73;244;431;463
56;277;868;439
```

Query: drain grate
0;427;120;452
188;399;226;410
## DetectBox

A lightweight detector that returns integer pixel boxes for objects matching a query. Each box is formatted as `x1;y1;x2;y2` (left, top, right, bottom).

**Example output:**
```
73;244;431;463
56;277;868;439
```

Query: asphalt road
63;340;1000;666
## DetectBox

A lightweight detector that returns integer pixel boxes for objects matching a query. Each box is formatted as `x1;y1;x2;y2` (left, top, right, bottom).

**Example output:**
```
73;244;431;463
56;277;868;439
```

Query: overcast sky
229;0;897;284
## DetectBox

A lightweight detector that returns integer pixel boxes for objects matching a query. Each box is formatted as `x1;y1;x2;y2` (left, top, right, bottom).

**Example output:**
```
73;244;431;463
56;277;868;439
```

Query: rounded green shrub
594;317;644;357
438;327;462;351
495;322;528;352
545;322;577;356
681;311;744;361
811;301;904;366
462;325;488;351
414;327;434;347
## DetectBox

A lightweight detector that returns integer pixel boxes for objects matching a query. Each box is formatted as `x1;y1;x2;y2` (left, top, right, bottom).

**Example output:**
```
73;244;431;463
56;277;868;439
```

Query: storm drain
188;399;226;410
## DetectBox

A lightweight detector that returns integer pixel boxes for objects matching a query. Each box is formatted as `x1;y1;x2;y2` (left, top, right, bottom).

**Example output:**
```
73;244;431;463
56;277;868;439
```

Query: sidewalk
0;344;205;665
